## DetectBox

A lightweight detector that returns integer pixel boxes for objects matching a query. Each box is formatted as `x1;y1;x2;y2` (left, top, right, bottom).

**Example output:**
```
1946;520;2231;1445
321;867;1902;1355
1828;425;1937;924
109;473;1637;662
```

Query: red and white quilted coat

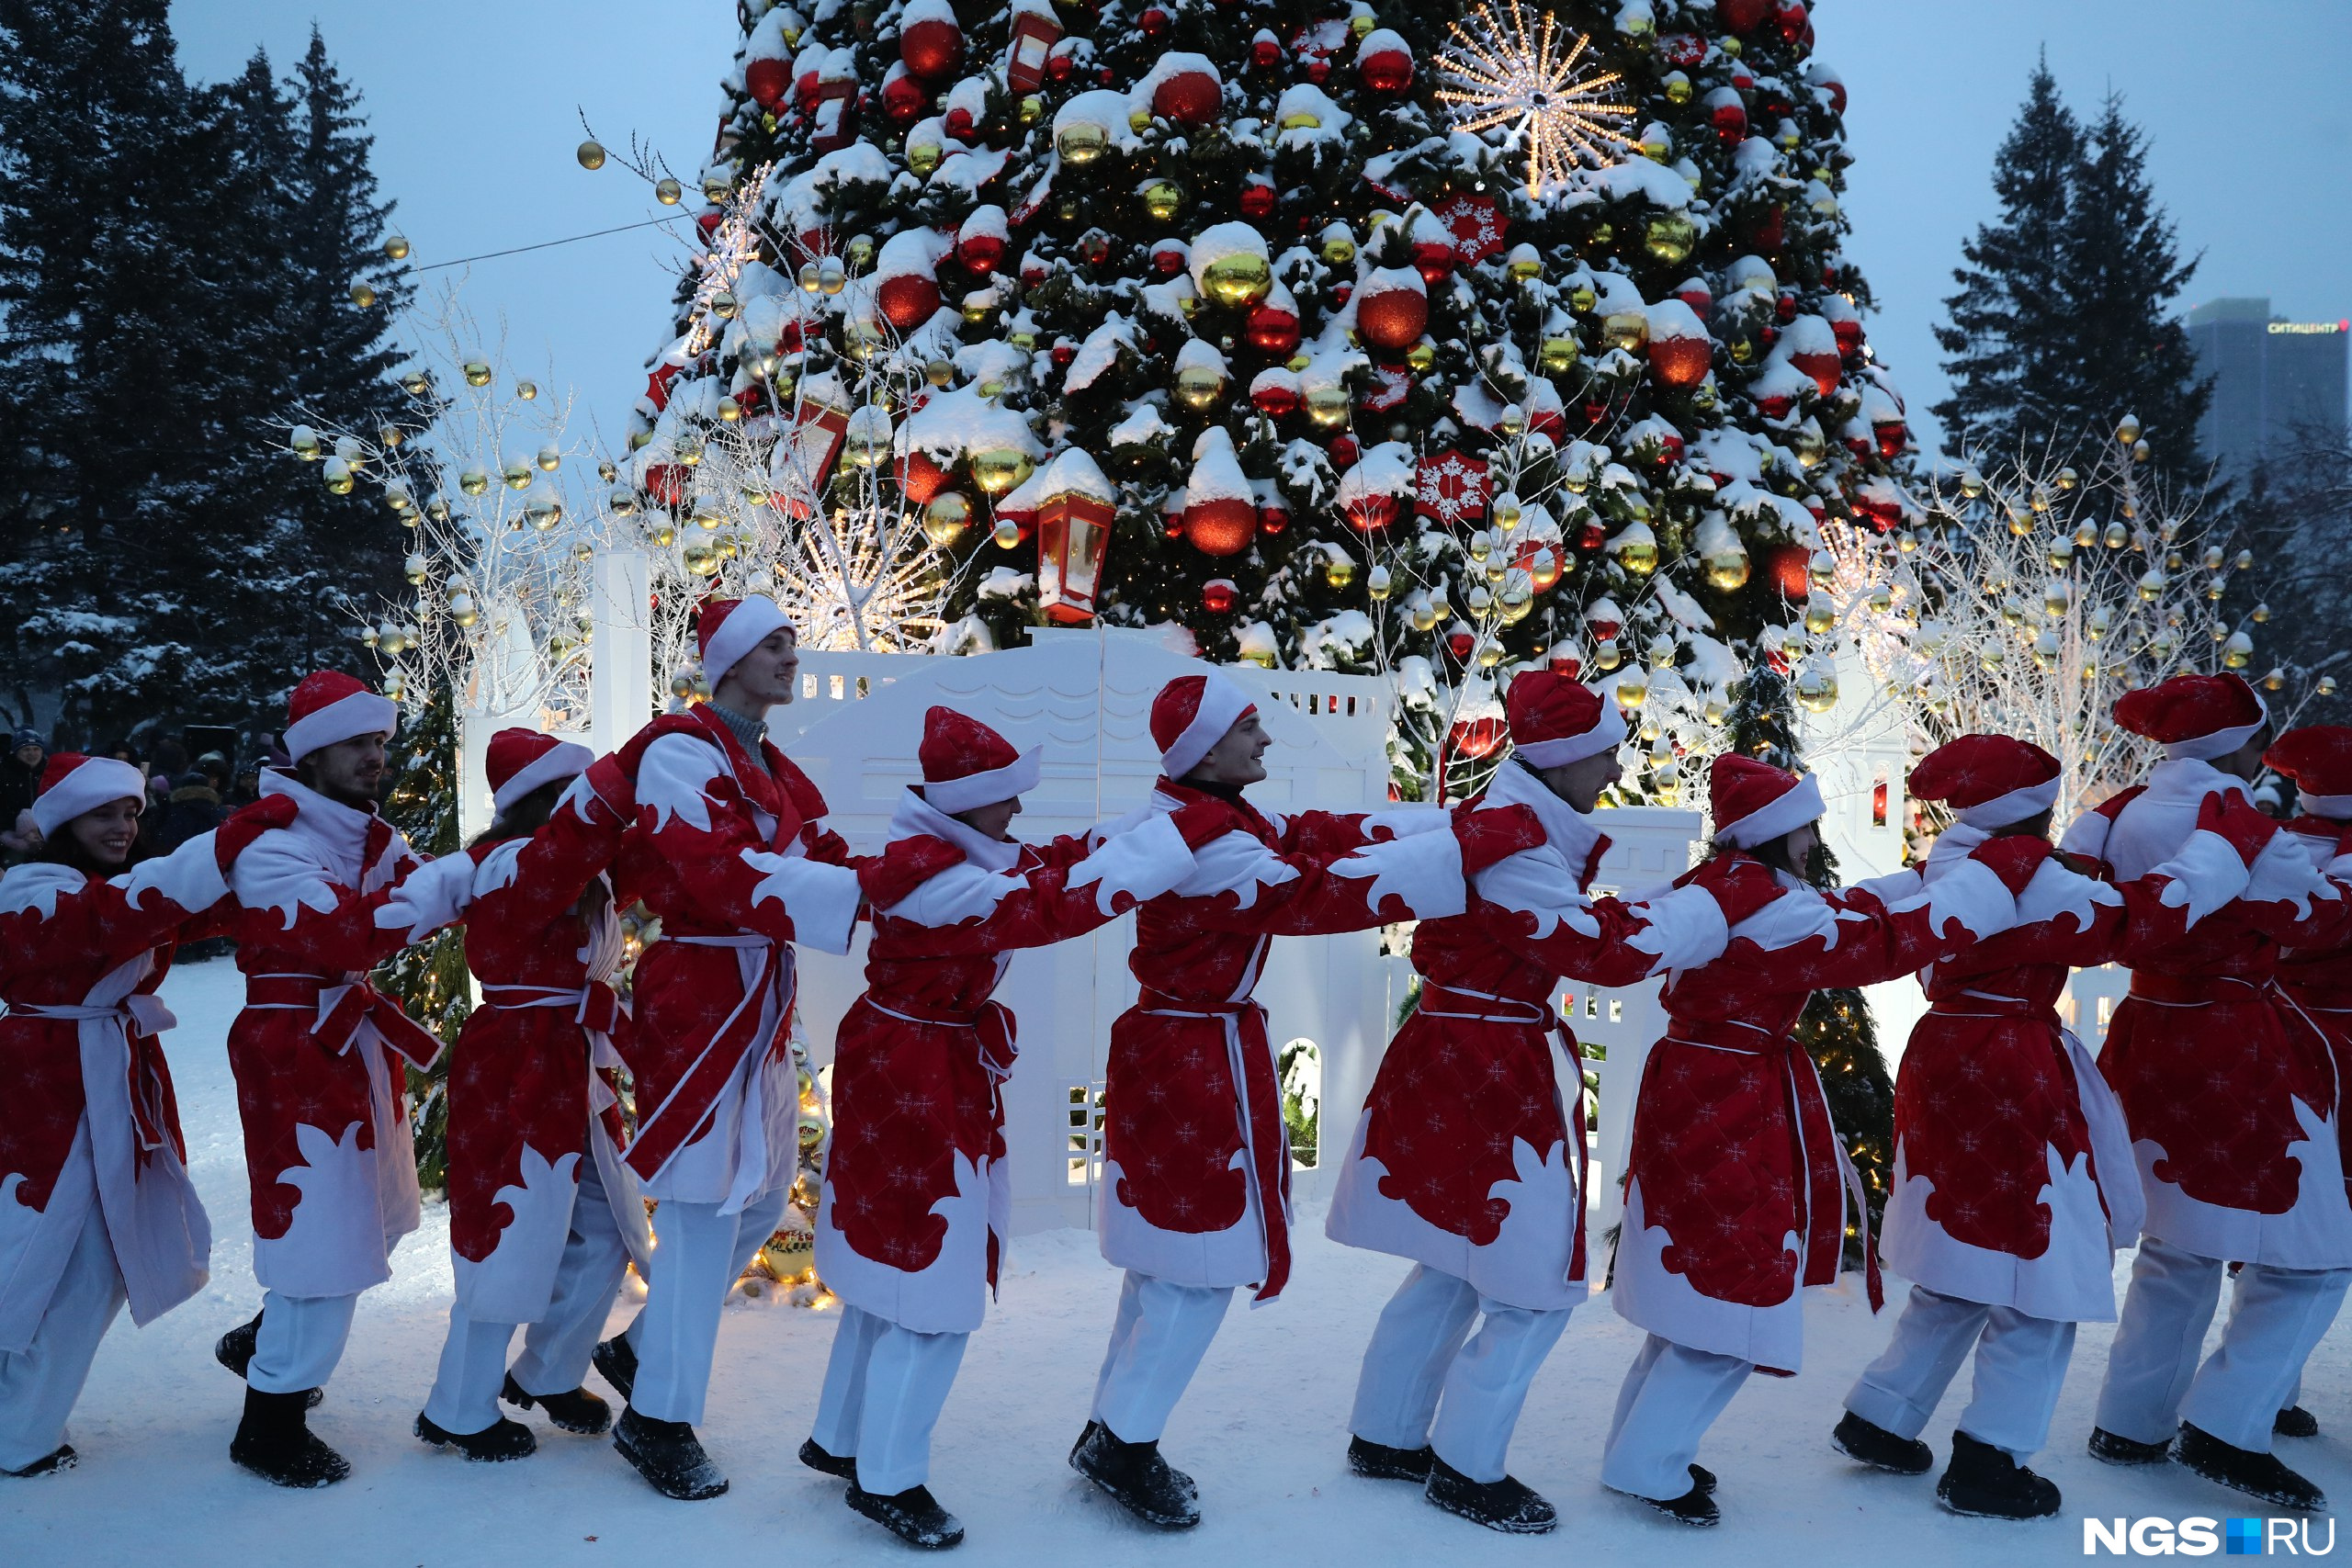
1883;830;2254;1324
2064;760;2352;1269
1326;761;1735;1311
2276;818;2352;1201
816;791;1197;1335
608;706;863;1209
224;773;448;1299
0;835;230;1351
1095;780;1505;1303
418;779;653;1325
1611;853;2018;1372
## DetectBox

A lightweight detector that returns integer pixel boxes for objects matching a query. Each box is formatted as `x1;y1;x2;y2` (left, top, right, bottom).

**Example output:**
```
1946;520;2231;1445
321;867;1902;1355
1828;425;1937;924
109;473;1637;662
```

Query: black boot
1832;1410;1932;1474
414;1410;537;1461
503;1373;610;1436
1689;1463;1717;1495
1611;1479;1720;1528
592;1335;638;1402
612;1407;728;1501
2177;1423;2327;1512
1936;1429;2061;1519
1072;1419;1195;1501
1069;1423;1199;1529
2087;1426;2173;1466
2276;1405;2320;1438
214;1313;320;1408
1423;1456;1557;1535
230;1387;349;1488
799;1437;858;1481
1;1444;75;1478
1347;1435;1434;1483
846;1482;966;1550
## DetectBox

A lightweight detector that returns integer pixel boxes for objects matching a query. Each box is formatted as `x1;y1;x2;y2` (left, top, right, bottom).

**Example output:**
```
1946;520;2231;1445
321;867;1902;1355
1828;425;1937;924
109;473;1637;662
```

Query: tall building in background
2188;298;2348;476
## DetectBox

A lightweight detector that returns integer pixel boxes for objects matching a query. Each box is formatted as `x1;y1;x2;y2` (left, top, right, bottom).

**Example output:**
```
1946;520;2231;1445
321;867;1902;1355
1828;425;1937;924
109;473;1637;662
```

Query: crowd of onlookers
0;726;287;868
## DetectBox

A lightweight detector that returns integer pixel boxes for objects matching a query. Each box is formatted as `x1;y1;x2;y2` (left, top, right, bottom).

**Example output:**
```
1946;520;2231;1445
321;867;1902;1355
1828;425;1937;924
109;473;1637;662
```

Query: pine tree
376;683;470;1188
621;0;1911;803
1719;663;1894;1248
1930;58;2077;462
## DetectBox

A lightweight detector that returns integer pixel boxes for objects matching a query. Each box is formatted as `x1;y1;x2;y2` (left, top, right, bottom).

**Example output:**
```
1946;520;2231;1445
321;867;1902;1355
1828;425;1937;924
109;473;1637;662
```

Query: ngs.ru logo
2085;1517;2337;1555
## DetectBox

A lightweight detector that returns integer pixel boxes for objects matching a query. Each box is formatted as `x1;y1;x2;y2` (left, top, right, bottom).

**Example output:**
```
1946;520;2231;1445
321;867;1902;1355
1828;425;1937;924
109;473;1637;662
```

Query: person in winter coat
402;730;648;1464
209;672;472;1488
1601;753;2033;1528
0;730;48;863
1835;734;2274;1519
2072;677;2352;1513
803;706;1213;1550
0;757;253;1477
1324;671;1770;1534
1069;671;1547;1530
582;597;954;1503
145;772;230;860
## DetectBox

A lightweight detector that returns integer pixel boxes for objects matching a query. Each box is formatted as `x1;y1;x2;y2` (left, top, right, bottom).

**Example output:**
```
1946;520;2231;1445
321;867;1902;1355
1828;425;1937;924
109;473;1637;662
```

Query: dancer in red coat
1326;671;1762;1533
805;707;1205;1549
1837;734;2267;1518
410;729;650;1462
1601;753;2030;1527
213;671;469;1487
586;596;947;1501
2072;676;2352;1512
1069;670;1544;1529
0;757;241;1477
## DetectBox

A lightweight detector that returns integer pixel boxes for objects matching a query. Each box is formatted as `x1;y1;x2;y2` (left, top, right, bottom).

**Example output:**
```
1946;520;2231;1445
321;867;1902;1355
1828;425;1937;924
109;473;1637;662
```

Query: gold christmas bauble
684;540;721;577
710;289;739;321
577;139;606;170
503;457;534;490
970;447;1033;495
288;427;322;460
674;434;704;467
1406;342;1436;373
1612;535;1658;576
654;176;684;205
1703;549;1750;592
991;516;1023;549
1321;233;1356;266
1143;181;1183;223
1174;363;1226;410
1200;251;1272;310
1645;211;1696;265
608;486;639;518
1057;121;1108;164
907;140;943;176
922;491;971;546
323;457;356;495
526;492;564;530
402;551;428;584
383;234;410;262
536;444;561;472
349;279;376;309
1368;564;1393;602
424;498;449;525
691;499;724;530
1306;387;1351;427
644;518;677;548
1568;283;1597;313
459;466;490;496
1324;555;1356;590
463;359;492;387
1794;666;1839;713
1537;335;1579;375
1019;94;1044;125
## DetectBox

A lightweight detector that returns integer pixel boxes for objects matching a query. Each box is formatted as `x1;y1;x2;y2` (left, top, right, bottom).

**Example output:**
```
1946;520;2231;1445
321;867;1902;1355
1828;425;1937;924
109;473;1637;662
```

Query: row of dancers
3;593;2349;1546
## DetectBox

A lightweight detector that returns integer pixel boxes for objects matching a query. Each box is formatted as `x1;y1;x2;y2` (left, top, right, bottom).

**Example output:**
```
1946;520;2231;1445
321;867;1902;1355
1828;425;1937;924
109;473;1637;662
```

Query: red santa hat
917;706;1040;814
1505;670;1626;768
30;753;146;839
2112;671;2267;762
486;728;595;816
1907;733;2062;829
696;595;796;691
1151;671;1257;781
284;671;400;763
1708;753;1826;849
2266;725;2352;820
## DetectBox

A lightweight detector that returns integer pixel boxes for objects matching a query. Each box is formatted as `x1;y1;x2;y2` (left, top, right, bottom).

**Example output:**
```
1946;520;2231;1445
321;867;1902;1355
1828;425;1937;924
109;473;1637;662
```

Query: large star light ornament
1436;3;1633;198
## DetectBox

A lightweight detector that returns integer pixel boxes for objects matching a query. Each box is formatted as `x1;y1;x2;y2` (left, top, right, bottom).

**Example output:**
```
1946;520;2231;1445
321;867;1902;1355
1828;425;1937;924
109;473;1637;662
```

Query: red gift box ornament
1414;448;1491;527
1006;6;1062;95
809;49;858;152
1035;449;1115;624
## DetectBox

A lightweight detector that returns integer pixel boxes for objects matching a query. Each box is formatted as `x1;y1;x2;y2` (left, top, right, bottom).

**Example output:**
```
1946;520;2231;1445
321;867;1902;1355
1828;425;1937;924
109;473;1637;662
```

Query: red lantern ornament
1245;302;1301;357
1240;178;1277;220
1355;269;1430;355
1151;57;1222;125
1007;11;1062;94
880;63;929;126
1183;498;1256;557
899;1;966;81
896;447;951;504
1037;453;1115;624
876;273;942;331
1201;578;1238;615
1355;28;1413;94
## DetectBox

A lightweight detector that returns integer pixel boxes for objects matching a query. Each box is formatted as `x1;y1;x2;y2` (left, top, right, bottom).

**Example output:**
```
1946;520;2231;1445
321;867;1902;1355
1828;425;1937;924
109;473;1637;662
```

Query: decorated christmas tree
612;0;1908;801
376;682;471;1189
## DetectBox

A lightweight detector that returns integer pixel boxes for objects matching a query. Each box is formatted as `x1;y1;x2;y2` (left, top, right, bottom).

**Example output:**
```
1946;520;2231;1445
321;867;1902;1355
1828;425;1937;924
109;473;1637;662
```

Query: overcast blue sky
172;0;2352;457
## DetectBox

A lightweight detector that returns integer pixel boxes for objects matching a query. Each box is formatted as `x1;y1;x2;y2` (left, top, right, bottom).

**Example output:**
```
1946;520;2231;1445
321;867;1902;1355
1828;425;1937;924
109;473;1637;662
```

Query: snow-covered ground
6;956;2347;1566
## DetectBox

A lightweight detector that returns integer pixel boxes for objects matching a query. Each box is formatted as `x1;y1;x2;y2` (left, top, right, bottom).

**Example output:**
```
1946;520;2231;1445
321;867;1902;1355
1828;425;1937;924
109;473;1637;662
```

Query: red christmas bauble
1329;434;1360;469
1753;386;1798;421
1153;66;1220;125
1650;335;1713;389
1345;492;1399;533
1184;498;1257;557
1753;203;1785;253
1676;280;1713;316
1873;419;1909;459
1660;33;1706;69
1051;343;1076;367
1251;378;1299;418
1201;578;1238;614
896;448;950;504
876;273;942;331
943;106;975;139
1047;53;1074;82
900;17;965;82
1776;291;1798;323
1306;59;1329;85
1239;180;1276;220
1256;500;1289;536
1720;0;1773;31
1153;246;1189;276
1833;318;1865;357
1161;505;1186;539
1764;542;1811;600
1356;286;1429;355
1775;1;1810;44
881;68;929;125
1141;6;1171;36
745;57;791;109
1711;99;1747;143
1449;716;1506;761
1245;303;1301;356
1358;46;1412;95
1790;349;1840;399
1577;521;1607;552
1251;35;1283;69
1547;649;1581;677
1410;239;1453;287
958;232;1006;276
1445;629;1476;661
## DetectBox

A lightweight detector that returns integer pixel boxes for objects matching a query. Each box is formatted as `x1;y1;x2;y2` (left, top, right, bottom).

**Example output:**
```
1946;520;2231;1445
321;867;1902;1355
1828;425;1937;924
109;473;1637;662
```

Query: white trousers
627;1184;787;1426
810;1304;970;1495
1089;1270;1234;1445
0;1198;126;1471
422;1157;634;1435
1846;1285;2077;1461
1349;1264;1572;1483
250;1290;358;1395
2096;1235;2352;1452
1600;1333;1753;1502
